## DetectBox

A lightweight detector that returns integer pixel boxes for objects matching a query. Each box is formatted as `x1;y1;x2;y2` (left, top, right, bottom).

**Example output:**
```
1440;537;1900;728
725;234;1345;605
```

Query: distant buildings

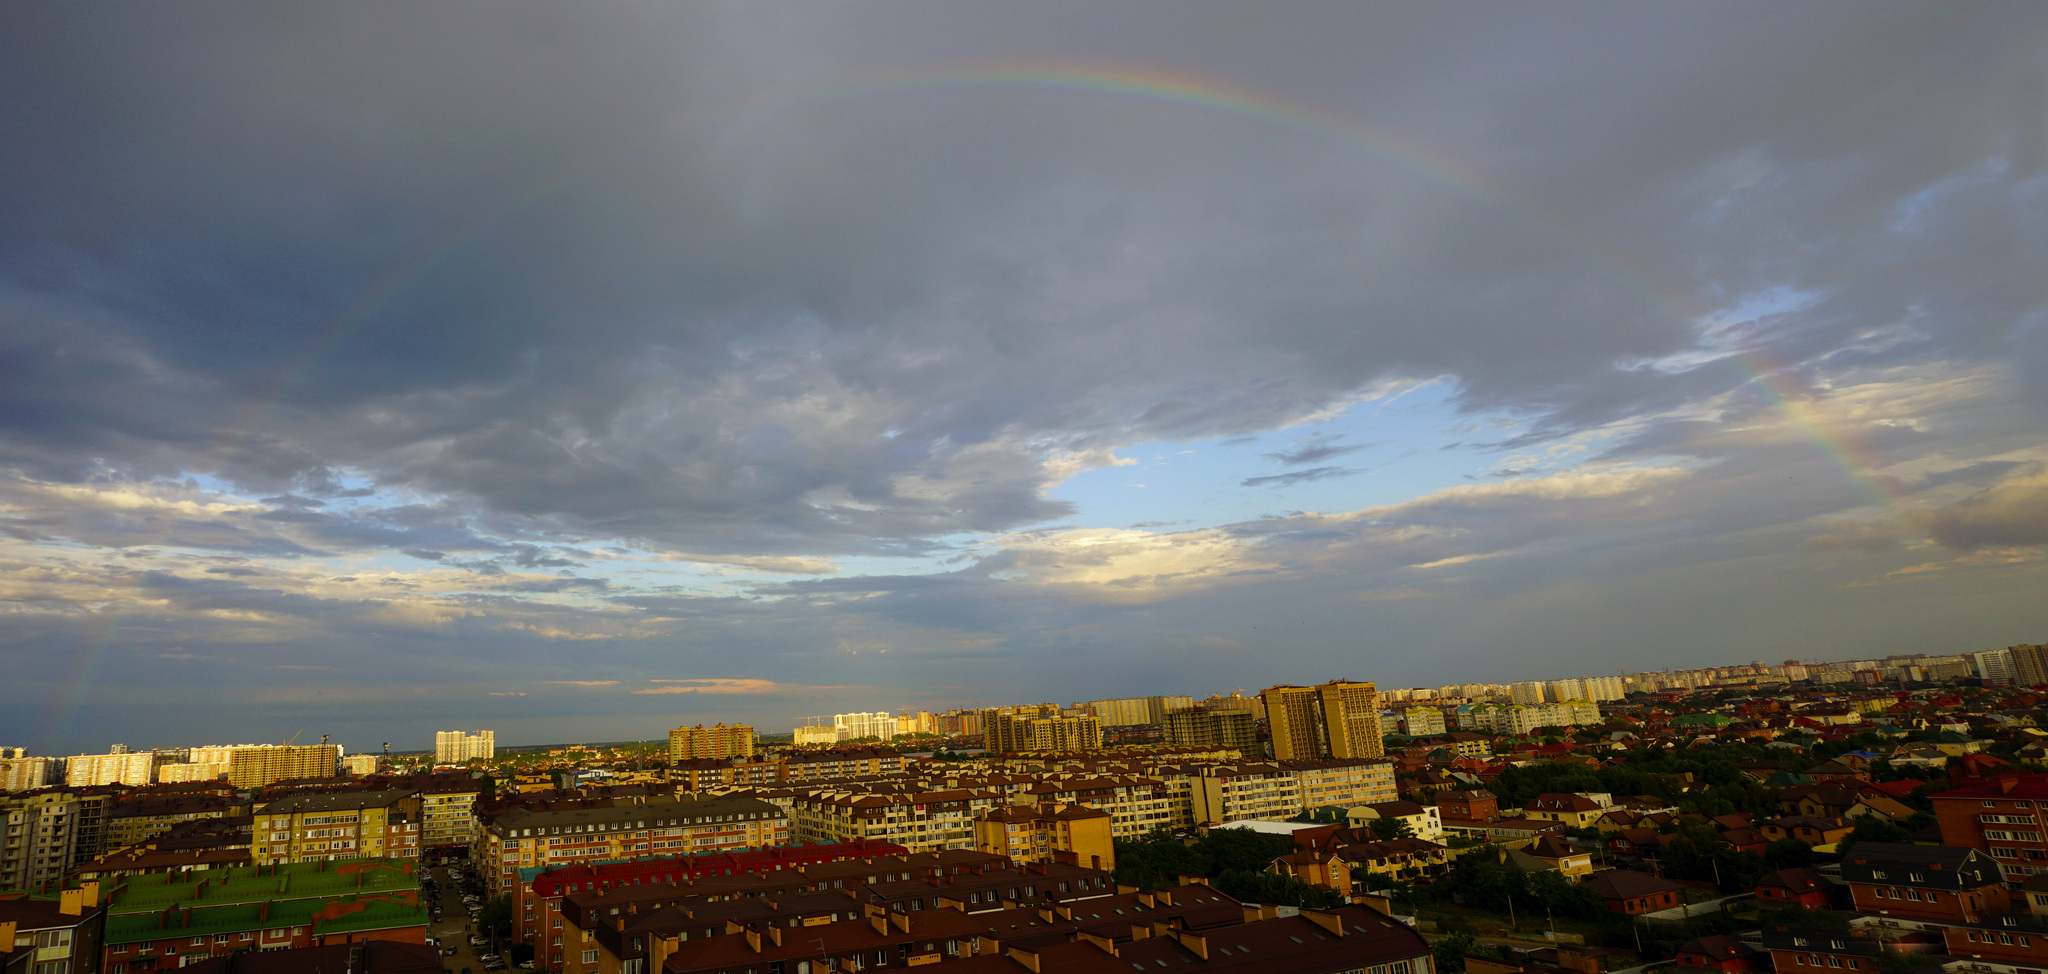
228;743;340;789
1262;680;1383;760
1160;708;1257;753
667;722;755;762
65;750;155;787
980;706;1102;753
434;729;495;764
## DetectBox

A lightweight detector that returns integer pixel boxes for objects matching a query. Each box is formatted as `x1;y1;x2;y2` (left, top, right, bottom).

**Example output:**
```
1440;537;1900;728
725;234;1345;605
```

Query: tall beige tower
1261;680;1383;760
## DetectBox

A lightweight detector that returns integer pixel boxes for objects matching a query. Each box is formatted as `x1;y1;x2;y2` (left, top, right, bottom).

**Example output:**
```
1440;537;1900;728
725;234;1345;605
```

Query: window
583;949;600;963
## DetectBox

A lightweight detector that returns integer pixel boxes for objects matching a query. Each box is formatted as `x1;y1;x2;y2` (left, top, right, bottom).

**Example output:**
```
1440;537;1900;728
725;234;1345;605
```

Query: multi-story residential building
155;761;228;784
0;884;107;974
1013;775;1180;838
1190;764;1305;825
788;788;989;853
1583;676;1627;701
1977;649;2019;684
2011;645;2048;688
227;744;339;790
1510;681;1547;705
1289;758;1397;812
1160;708;1257;753
340;754;379;775
830;712;898;740
1547;678;1586;703
1839;841;2006;921
1398;707;1446;737
792;723;840;744
413;775;481;856
1467;701;1602;736
509;841;911;972
980;707;1102;753
478;794;788;895
666;723;754;762
0;789;111;889
1146;695;1195;724
781;748;907;782
1262;681;1383;760
1195;692;1266;720
0;754;57;792
434;730;495;765
65;752;156;787
97;858;428;971
103;793;244;850
1087;698;1152;727
252;789;423;865
1932;773;2048;877
973;802;1115;870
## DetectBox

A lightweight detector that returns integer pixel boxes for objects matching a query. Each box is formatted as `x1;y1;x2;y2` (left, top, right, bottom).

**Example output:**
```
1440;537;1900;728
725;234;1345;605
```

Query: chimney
1302;910;1346;937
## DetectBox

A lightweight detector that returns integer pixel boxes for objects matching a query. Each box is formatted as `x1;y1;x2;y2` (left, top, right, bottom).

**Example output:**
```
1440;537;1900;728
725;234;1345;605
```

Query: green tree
1839;816;1911;853
1433;932;1479;973
1369;816;1417;841
476;894;513;947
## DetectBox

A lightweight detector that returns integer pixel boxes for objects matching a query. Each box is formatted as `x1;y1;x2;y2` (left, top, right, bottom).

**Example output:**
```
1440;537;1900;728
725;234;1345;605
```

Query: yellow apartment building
252;789;422;864
974;802;1116;871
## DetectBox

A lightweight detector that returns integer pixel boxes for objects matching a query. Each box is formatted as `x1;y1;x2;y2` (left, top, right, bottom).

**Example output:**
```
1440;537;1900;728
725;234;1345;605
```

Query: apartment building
1186;758;1396;825
434;729;495;765
1013;775;1181;838
1161;708;1258;753
1933;773;2048;877
1;790;111;889
227;745;339;790
510;841;910;971
103;793;244;850
980;707;1103;753
252;789;423;865
666;723;754;762
1262;680;1384;760
782;748;908;781
1399;707;1447;737
788;788;991;853
0;885;106;974
973;802;1115;870
66;752;156;787
0;755;57;793
479;794;788;894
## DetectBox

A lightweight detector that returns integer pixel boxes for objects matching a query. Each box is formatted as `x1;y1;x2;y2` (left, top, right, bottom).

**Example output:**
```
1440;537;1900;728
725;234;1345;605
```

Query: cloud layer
2;3;2046;750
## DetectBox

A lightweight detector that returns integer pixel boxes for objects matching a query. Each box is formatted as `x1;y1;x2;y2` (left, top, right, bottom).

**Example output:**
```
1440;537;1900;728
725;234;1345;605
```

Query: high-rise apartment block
65;751;156;787
1261;681;1383;760
2008;645;2048;688
435;729;496;765
0;753;57;792
668;723;755;762
228;744;341;789
1160;708;1258;753
1976;649;2017;684
1399;707;1447;737
1509;681;1546;706
981;706;1102;753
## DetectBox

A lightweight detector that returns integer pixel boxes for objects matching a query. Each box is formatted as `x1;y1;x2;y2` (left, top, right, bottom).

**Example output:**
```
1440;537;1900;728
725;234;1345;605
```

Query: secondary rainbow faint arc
53;62;1895;746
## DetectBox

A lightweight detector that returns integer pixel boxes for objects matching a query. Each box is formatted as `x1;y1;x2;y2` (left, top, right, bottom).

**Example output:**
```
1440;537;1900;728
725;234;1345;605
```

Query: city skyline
3;5;2046;752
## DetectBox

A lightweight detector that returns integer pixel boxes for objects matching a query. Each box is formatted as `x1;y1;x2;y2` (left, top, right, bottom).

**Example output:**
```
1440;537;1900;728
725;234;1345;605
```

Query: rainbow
46;62;1900;748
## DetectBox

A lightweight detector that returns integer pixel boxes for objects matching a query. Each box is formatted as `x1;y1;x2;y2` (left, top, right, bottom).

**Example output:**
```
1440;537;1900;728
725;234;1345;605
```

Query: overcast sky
4;3;2046;753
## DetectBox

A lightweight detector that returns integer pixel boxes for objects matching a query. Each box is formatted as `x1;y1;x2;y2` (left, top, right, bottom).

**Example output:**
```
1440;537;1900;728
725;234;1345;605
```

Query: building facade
1262;681;1384;760
227;744;339;789
434;730;495;765
1160;708;1257;753
666;723;755;762
253;789;423;865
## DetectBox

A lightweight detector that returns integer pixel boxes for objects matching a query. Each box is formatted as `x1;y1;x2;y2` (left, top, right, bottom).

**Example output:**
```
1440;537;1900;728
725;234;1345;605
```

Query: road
425;863;509;974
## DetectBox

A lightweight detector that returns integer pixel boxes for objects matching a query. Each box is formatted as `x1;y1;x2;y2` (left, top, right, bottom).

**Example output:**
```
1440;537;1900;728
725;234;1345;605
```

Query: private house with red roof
1581;871;1686;915
1754;868;1844;910
1674;935;1768;974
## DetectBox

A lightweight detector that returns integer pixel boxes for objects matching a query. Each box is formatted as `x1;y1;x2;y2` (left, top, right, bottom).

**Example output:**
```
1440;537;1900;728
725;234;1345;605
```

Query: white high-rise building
435;730;495;764
832;712;898;740
65;751;155;786
1975;650;2016;684
0;755;56;792
1547;678;1585;703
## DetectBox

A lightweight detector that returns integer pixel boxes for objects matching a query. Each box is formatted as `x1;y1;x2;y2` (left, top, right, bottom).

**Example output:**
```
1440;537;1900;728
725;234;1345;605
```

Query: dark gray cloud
2;2;2047;749
1241;466;1359;488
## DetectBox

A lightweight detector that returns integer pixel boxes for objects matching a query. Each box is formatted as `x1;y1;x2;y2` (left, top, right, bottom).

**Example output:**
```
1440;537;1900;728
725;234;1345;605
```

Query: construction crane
283;730;302;747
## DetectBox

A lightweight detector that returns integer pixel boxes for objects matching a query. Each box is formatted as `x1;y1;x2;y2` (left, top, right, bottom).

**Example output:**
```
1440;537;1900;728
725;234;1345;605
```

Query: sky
3;3;2047;754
